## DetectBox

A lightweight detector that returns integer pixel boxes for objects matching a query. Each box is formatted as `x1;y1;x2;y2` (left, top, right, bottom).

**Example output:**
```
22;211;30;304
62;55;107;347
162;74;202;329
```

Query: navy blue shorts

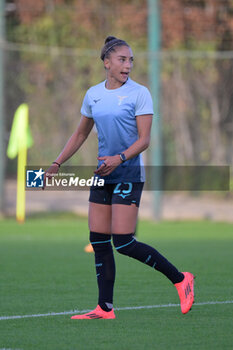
89;182;144;207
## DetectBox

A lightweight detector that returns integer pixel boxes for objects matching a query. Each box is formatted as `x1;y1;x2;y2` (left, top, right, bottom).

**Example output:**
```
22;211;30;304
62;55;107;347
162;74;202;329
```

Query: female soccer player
47;36;195;319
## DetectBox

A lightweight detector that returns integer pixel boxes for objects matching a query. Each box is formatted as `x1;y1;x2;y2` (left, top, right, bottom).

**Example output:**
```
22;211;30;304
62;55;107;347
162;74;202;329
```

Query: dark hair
100;36;130;61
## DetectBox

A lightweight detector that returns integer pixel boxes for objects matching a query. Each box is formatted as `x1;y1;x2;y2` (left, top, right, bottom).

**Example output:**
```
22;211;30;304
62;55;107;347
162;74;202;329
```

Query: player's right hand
42;163;60;190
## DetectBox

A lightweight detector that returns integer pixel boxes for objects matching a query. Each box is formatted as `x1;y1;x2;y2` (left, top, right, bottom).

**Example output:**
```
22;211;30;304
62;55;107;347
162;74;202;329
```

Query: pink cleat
175;272;195;314
71;305;115;319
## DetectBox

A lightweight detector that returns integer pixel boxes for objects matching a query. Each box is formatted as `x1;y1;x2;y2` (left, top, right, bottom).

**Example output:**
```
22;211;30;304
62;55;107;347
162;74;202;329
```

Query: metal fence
4;43;233;175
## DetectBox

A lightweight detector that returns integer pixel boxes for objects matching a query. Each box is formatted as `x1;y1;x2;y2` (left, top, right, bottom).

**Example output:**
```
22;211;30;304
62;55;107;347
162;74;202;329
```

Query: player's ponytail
105;36;117;44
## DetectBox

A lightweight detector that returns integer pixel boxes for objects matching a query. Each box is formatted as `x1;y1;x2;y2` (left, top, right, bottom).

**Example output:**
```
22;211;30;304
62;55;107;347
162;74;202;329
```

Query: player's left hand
94;155;122;176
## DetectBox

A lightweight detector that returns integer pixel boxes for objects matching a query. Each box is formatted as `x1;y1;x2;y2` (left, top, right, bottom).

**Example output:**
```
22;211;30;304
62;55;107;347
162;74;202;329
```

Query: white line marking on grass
0;300;232;321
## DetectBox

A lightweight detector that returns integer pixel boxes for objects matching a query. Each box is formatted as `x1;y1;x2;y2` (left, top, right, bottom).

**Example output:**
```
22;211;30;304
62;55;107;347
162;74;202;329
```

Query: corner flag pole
148;0;162;220
7;104;33;223
16;114;28;223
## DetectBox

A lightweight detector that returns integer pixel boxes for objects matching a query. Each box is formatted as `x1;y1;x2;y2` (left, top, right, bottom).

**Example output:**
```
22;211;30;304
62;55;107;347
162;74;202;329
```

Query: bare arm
95;114;153;176
122;114;152;160
45;116;94;180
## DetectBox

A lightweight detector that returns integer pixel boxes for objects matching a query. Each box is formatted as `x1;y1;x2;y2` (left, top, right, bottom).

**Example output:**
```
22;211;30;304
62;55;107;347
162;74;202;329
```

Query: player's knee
89;231;112;253
112;233;136;256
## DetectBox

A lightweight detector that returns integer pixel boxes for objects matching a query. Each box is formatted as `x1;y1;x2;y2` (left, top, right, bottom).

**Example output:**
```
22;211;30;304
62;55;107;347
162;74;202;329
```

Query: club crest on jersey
117;96;128;106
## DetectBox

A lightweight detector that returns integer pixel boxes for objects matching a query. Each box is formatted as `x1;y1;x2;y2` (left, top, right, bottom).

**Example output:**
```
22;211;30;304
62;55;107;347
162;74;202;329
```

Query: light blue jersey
81;78;154;183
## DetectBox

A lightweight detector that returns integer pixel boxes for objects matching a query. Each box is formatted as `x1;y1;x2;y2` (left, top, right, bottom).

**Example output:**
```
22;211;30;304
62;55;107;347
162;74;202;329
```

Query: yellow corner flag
7;103;33;223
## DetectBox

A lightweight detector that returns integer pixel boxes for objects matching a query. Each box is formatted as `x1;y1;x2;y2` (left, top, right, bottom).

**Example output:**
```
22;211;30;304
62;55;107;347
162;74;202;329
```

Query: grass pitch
0;213;232;350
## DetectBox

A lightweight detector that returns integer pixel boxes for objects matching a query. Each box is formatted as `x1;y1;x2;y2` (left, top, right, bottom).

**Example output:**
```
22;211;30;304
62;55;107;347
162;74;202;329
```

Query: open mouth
121;72;129;78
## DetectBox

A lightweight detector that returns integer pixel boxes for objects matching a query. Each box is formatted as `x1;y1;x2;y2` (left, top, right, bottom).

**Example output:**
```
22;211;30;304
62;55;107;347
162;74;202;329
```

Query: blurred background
1;0;233;221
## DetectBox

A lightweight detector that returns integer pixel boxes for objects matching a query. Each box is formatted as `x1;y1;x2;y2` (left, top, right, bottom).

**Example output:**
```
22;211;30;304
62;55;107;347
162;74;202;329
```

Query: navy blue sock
90;232;115;311
113;233;184;284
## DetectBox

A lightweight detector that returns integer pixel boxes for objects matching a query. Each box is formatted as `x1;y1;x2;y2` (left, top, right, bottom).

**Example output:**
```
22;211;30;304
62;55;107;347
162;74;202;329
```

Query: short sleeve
135;87;154;116
80;91;93;118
